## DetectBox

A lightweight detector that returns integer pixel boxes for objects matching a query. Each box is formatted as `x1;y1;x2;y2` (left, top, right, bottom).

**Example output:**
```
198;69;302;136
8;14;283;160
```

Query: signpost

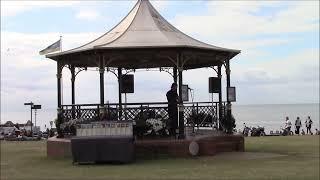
24;102;41;135
32;105;42;109
24;102;34;106
24;102;34;134
32;105;41;129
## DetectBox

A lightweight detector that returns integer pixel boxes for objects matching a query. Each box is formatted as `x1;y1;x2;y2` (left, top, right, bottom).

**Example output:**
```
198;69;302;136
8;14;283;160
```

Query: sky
1;0;319;129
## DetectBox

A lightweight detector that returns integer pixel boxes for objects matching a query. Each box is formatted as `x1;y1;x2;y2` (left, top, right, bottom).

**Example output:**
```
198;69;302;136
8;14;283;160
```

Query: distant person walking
285;116;292;132
305;116;313;134
295;117;302;135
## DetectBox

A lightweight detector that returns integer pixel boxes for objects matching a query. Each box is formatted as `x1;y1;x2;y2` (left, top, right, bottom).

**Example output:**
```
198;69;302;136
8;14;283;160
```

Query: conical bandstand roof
47;0;240;69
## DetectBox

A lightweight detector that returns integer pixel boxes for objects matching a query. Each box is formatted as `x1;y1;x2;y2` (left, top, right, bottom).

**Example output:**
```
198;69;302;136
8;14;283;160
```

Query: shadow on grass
43;152;192;167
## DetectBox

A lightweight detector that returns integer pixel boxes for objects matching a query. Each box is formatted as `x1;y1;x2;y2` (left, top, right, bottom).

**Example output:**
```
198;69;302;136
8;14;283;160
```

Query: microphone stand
189;88;195;133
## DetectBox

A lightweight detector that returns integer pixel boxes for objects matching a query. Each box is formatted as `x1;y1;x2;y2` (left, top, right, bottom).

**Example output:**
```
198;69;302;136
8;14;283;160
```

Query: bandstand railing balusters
60;101;224;132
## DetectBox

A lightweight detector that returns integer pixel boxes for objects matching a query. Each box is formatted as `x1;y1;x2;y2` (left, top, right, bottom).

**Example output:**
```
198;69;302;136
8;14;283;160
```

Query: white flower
146;118;165;132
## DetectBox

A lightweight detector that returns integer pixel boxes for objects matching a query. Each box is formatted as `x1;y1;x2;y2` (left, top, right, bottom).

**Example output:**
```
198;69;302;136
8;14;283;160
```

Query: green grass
1;136;319;180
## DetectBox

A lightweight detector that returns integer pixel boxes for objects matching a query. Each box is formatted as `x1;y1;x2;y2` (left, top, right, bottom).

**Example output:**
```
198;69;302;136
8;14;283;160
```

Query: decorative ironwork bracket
160;67;174;77
106;67;118;78
105;67;135;79
123;69;135;75
181;56;192;69
210;66;219;76
75;67;87;77
67;65;87;81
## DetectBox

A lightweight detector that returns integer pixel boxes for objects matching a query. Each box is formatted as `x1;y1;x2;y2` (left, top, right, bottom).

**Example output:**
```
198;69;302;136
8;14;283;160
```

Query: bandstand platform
47;134;244;159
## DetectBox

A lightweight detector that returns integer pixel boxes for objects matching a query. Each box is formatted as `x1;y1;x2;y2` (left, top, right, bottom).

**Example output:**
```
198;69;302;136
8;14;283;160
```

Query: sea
233;103;319;134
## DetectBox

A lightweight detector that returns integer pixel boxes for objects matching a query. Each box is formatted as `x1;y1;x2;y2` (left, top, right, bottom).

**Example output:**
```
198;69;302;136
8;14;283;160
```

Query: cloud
150;0;170;11
1;31;100;126
1;31;102;110
75;10;100;21
230;48;319;88
207;1;286;14
168;1;318;71
1;1;80;17
180;47;319;105
1;31;101;68
173;1;319;41
238;48;319;80
231;48;319;104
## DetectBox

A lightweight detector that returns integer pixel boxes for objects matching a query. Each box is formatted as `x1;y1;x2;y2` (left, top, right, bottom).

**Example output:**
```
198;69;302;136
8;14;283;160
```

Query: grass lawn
1;136;319;180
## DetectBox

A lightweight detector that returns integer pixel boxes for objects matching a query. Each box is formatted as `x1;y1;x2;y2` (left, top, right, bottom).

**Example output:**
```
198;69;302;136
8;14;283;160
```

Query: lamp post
34;110;37;129
24;102;34;134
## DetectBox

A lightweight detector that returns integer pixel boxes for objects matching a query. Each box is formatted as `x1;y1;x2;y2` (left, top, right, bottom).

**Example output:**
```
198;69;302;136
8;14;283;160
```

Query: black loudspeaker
209;77;221;93
121;75;134;93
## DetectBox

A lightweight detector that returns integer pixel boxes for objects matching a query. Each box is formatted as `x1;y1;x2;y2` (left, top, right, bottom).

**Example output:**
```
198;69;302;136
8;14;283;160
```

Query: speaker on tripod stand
120;74;134;121
208;77;221;130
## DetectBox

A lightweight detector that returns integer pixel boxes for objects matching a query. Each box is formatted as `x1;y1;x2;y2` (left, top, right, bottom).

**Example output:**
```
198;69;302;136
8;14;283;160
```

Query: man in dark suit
166;83;179;137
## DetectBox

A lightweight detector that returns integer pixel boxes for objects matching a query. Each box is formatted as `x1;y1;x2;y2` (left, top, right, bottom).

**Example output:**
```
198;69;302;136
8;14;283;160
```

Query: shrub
220;114;236;134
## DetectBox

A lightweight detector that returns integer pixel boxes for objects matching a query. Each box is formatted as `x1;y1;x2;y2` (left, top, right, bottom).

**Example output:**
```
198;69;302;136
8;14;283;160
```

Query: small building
0;127;16;135
20;121;40;133
0;120;40;135
0;121;16;135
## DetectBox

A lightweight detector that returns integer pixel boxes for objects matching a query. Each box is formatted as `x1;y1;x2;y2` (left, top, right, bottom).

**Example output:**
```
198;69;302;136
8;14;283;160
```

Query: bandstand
46;0;241;140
